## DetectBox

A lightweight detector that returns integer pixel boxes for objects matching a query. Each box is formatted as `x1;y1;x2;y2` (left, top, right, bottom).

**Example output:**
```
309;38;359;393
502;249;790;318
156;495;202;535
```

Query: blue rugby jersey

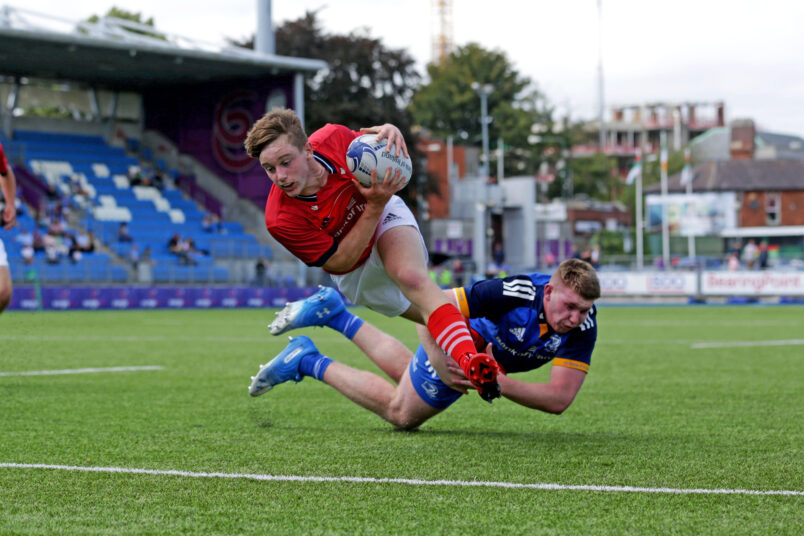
453;274;597;374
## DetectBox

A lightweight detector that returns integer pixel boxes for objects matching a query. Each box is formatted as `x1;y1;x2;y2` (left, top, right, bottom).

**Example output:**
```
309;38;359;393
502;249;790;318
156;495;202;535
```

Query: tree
229;11;425;201
409;43;551;177
83;7;165;40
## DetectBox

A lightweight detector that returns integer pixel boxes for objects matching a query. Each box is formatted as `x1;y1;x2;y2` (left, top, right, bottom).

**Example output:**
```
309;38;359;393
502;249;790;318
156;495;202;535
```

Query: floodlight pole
472;82;494;280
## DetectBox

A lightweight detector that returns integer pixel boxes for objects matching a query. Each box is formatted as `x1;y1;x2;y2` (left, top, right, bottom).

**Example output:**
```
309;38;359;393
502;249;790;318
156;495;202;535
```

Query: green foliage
84;7;165;40
568;152;618;200
0;307;802;534
410;43;551;178
231;11;424;203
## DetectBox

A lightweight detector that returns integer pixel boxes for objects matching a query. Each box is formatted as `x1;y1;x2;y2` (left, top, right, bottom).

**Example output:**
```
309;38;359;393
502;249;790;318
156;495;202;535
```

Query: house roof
644;159;804;194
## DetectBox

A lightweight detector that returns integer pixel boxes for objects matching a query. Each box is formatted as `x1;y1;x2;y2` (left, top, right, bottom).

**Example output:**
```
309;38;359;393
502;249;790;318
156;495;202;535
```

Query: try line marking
0;366;164;377
691;339;804;349
1;463;801;496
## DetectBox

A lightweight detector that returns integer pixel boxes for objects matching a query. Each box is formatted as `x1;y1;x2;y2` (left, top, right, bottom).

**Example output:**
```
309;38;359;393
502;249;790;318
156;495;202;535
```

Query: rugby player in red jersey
0;141;17;315
244;108;500;400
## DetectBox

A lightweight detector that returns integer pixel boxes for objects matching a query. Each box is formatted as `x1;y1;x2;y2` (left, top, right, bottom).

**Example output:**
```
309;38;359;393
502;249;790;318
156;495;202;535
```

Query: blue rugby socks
299;352;333;381
325;308;364;340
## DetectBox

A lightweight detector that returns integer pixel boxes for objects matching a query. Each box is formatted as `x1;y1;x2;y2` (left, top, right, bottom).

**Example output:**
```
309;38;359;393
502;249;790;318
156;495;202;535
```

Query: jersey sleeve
0;144;8;175
456;275;538;322
309;124;361;160
267;219;338;267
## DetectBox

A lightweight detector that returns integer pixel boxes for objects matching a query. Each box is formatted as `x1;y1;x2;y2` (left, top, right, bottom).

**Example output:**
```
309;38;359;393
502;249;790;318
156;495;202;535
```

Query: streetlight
471;82;494;179
471;82;494;280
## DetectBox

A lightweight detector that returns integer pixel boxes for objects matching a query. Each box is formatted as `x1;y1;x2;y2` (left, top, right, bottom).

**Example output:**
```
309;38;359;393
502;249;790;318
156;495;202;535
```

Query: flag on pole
679;148;693;187
660;145;668;173
625;150;642;185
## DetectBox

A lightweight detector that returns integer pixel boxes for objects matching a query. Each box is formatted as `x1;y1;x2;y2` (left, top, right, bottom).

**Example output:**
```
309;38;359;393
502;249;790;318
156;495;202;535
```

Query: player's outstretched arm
497;362;586;415
322;167;405;273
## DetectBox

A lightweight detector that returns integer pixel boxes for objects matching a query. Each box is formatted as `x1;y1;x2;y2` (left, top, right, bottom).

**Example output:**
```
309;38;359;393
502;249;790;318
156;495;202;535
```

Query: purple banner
8;286;321;311
143;78;294;208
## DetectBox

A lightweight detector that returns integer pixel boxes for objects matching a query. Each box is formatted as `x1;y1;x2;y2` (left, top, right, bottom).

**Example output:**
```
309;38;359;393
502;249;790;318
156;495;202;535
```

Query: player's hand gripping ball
346;134;413;188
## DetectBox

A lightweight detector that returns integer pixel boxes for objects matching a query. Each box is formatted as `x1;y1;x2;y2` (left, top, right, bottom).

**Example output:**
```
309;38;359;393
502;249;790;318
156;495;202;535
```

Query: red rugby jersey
264;124;371;275
0;143;8;175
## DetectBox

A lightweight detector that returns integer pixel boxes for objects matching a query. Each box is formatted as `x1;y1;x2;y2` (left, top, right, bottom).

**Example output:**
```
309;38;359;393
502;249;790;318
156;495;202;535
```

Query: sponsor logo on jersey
382;212;401;225
509;326;526;341
421;381;439;399
579;306;596;332
545;334;562;353
502;278;536;300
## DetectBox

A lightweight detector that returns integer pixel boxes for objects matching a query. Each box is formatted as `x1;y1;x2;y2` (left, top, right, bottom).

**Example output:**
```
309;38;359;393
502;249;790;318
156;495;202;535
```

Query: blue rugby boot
248;336;318;396
268;286;345;335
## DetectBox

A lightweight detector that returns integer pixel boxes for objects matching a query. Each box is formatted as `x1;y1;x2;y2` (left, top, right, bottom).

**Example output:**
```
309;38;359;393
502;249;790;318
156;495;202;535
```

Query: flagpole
684;148;696;262
633;149;644;270
636;169;643;270
660;131;670;268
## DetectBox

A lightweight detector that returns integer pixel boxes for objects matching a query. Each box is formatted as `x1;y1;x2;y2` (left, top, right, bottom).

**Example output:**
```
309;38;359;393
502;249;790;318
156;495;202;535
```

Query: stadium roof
645;159;804;194
0;7;327;90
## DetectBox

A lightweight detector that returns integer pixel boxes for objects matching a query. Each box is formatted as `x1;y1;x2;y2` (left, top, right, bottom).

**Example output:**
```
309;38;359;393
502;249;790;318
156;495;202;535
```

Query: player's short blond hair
244;108;308;158
551;259;601;301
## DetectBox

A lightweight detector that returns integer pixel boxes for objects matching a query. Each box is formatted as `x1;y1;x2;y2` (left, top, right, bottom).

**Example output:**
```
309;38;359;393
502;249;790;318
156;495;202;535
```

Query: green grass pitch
1;305;802;534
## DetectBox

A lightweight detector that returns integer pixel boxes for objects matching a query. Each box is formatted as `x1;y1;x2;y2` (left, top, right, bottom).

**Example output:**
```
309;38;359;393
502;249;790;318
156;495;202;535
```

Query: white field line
691;339;804;349
0;334;269;343
0;366;164;377
0;463;801;496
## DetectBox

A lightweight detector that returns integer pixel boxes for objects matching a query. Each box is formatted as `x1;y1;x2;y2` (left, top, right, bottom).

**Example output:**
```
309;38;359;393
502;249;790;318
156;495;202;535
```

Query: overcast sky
18;0;804;137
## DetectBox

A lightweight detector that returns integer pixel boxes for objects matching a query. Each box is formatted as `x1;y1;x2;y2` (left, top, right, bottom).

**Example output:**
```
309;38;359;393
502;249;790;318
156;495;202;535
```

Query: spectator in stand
129;243;140;268
32;229;45;254
253;257;274;287
543;250;557;270
580;246;593;265
21;244;34;265
141;246;155;267
48;216;67;237
43;233;64;265
758;241;769;270
44;183;61;202
127;166;142;186
168;233;181;254
185;238;204;266
590;244;601;270
81;231;97;254
742;239;758;270
492;242;505;267
15;227;33;250
202;212;224;233
168;233;193;265
727;252;740;271
117;222;133;243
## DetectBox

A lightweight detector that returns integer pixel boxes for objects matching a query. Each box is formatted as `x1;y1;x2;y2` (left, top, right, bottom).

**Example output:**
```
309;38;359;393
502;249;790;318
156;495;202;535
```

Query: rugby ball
346;134;413;188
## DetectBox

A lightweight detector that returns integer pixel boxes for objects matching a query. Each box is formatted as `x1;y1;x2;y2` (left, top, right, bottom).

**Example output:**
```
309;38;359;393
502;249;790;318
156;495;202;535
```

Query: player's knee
389;265;430;294
385;400;422;431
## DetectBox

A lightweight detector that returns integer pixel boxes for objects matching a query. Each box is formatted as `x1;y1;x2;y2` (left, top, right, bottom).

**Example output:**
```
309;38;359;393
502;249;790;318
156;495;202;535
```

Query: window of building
765;193;780;225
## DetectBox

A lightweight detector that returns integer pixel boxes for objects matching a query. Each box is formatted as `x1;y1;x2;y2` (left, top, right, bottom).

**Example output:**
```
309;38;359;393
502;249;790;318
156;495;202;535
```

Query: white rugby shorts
330;195;428;317
0;238;8;267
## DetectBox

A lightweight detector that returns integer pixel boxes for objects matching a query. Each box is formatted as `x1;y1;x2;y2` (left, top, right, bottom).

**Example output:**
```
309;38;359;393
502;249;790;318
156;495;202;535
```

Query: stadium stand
2;130;273;284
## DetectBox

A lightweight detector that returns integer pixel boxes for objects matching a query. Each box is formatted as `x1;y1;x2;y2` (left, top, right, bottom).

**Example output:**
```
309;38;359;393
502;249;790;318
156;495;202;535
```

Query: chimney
716;102;725;126
730;119;755;160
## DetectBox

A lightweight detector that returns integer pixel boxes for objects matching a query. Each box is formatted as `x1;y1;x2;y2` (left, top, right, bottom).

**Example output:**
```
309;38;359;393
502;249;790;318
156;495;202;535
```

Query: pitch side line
0;366;164;377
1;463;801;496
692;339;804;349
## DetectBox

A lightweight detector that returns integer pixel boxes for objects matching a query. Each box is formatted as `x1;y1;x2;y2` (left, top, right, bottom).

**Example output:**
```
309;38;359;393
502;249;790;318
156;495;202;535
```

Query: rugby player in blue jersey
248;259;600;429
